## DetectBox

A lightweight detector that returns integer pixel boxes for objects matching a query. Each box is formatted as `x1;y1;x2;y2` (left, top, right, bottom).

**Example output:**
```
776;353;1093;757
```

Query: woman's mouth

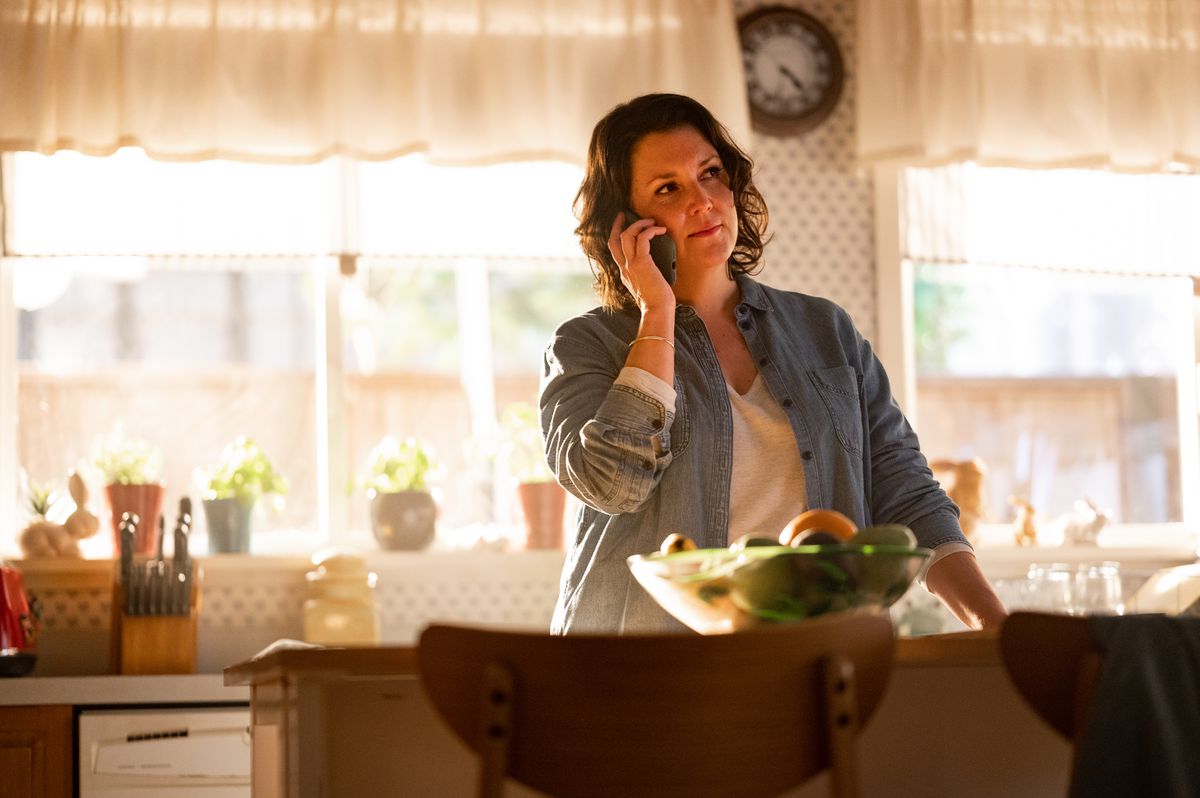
689;223;723;238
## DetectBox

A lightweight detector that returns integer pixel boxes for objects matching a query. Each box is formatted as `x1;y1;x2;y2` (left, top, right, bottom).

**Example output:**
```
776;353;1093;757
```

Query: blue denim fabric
539;274;968;634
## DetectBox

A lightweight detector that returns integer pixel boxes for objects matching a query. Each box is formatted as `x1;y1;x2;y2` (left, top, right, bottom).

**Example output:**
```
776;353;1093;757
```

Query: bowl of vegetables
627;510;930;634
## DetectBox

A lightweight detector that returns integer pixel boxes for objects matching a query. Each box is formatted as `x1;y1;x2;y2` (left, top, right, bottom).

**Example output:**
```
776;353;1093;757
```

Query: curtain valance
903;164;1200;277
858;0;1200;172
0;0;750;164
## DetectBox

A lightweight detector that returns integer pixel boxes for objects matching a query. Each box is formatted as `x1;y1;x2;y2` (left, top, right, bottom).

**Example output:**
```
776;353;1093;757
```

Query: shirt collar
734;272;772;312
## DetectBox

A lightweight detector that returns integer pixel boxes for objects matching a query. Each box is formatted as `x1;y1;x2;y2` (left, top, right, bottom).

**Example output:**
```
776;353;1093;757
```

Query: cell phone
625;209;676;285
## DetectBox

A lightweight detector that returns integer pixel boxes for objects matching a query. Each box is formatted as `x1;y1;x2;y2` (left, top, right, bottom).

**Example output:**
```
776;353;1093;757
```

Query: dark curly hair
574;93;769;310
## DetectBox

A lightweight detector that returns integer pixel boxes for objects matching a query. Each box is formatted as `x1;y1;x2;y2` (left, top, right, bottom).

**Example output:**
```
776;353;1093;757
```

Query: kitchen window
889;163;1200;547
0;149;593;555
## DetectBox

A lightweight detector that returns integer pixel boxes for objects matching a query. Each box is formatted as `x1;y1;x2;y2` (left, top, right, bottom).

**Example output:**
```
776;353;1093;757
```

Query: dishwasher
78;705;251;798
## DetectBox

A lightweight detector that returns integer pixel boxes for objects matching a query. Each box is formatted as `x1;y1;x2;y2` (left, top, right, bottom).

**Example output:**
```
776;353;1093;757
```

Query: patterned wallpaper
733;0;877;342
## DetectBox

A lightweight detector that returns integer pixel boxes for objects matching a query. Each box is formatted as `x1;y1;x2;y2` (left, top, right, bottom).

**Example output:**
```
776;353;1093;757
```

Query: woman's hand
924;551;1009;631
609;212;676;314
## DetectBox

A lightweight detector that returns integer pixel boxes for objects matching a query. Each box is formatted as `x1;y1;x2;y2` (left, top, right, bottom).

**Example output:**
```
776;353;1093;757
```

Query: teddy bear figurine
930;458;989;543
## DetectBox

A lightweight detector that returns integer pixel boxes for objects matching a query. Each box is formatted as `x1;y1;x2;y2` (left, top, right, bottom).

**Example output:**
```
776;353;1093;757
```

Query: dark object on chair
1001;611;1200;798
418;612;894;798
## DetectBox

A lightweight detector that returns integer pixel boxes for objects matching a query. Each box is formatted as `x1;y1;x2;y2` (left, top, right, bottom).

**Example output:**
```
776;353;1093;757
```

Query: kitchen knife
120;514;135;614
175;516;190;614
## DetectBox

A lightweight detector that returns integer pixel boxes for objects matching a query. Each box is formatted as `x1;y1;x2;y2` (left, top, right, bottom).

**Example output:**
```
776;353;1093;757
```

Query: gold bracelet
628;335;675;350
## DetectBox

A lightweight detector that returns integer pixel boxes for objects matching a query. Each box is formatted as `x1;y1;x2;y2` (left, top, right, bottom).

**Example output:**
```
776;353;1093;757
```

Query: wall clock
738;6;845;137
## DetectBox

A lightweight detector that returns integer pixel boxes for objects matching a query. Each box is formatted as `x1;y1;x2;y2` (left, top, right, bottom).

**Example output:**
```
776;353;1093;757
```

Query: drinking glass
1073;561;1125;615
1026;563;1074;614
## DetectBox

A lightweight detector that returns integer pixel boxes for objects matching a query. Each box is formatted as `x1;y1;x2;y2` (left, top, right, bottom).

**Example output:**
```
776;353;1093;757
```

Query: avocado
852;524;918;549
790;530;843;547
729;533;781;553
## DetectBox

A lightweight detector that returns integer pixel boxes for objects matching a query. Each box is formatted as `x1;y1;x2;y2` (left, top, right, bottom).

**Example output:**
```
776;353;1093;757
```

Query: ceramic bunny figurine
1009;495;1038;547
18;471;100;558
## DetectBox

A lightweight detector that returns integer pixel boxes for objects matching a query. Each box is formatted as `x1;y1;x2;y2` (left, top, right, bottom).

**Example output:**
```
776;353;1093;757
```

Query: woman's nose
685;184;714;215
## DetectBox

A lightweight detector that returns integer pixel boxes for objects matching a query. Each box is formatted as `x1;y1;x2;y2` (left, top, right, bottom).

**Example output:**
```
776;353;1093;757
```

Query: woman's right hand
608;211;676;314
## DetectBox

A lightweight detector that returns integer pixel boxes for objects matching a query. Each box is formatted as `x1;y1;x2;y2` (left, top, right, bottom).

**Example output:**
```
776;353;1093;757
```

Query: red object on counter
0;563;39;653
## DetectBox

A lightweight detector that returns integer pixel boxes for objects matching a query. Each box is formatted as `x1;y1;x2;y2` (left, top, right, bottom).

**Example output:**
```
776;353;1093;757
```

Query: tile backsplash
22;552;562;676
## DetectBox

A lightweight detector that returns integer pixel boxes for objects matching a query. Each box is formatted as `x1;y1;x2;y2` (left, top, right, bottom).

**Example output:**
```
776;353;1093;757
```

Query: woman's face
628;125;737;277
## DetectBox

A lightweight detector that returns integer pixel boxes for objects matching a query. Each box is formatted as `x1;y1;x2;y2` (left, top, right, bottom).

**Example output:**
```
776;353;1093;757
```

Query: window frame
0;152;590;555
873;164;1200;546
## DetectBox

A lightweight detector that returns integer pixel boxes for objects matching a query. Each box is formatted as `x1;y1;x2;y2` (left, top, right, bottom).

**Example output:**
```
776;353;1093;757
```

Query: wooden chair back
417;611;894;798
999;611;1103;741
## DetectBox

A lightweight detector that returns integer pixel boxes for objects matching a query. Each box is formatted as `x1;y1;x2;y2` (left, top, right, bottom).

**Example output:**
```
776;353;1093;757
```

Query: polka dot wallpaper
733;0;877;342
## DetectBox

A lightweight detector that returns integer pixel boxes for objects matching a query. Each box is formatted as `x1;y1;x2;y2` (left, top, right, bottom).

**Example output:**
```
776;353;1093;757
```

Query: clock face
738;7;845;136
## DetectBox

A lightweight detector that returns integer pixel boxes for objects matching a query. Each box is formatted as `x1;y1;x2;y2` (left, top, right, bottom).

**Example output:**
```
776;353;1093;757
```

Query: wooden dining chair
999;612;1103;740
998;611;1104;792
417;612;895;798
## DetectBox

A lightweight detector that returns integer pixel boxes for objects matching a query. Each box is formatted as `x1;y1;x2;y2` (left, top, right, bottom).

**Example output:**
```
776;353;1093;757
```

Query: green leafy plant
92;428;162;485
26;481;57;519
357;436;440;494
497;402;554;483
199;437;288;508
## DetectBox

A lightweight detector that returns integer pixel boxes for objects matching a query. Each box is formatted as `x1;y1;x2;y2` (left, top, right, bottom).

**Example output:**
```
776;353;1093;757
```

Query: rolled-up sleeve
540;334;675;515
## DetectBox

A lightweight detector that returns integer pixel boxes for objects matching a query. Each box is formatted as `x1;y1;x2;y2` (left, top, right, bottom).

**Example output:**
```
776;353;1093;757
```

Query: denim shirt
539;274;967;634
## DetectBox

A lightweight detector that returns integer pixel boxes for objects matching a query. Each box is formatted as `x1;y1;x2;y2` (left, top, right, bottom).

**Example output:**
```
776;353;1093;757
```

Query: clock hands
765;56;807;98
777;63;805;92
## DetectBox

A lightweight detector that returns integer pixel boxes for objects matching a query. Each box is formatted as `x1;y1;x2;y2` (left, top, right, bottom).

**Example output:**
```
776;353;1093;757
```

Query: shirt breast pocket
808;365;864;458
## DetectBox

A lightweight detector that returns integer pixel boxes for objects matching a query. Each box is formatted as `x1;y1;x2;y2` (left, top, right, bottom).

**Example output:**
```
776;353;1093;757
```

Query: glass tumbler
1073;561;1124;615
1026;563;1074;614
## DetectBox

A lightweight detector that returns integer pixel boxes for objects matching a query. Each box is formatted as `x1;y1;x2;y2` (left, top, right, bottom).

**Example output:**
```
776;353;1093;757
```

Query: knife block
109;569;202;675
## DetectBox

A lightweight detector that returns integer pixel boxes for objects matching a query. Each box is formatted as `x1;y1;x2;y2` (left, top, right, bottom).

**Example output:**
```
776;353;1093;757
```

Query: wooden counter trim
894;630;1000;667
226;630;1000;686
224;646;419;686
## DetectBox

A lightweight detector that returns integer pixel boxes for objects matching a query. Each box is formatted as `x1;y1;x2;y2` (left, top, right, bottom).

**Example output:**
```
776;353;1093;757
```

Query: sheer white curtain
857;0;1200;171
903;164;1200;276
0;0;749;164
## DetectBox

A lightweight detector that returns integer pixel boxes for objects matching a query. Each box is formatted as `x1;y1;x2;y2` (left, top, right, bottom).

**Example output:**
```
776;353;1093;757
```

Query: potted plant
92;429;164;555
357;436;440;551
497;402;566;550
197;437;287;554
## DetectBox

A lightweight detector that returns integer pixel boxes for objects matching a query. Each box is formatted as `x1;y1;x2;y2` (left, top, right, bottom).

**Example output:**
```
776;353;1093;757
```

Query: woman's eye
654;182;679;195
704;166;724;179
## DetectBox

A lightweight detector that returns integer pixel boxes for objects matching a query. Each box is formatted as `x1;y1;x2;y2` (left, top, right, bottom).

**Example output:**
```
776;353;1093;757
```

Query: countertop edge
0;674;250;707
894;630;1000;667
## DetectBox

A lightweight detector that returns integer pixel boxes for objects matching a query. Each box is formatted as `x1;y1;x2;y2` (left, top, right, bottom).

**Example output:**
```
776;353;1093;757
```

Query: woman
540;93;1007;634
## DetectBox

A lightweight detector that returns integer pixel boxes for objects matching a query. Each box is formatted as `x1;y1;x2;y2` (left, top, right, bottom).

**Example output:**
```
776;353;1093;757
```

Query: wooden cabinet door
0;705;73;798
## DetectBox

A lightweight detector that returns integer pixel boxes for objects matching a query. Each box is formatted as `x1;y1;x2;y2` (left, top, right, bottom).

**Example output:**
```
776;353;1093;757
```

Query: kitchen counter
0;674;249;707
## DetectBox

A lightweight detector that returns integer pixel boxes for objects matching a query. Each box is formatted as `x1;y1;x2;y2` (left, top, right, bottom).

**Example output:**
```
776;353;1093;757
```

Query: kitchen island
226;630;1070;798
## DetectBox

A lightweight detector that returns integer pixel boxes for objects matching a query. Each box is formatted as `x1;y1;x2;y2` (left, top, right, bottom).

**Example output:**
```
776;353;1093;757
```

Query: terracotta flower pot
203;498;255;554
516;481;566;550
105;483;165;556
370;491;436;551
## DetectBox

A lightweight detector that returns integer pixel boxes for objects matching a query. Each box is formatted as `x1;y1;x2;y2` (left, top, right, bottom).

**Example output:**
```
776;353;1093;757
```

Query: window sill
970;522;1197;578
10;546;567;592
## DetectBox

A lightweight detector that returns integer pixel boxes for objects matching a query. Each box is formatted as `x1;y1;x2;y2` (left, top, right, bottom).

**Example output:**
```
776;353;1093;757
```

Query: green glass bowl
627;544;931;634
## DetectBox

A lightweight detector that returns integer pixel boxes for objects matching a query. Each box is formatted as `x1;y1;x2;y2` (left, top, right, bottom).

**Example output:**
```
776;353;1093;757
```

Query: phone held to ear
626;209;676;285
